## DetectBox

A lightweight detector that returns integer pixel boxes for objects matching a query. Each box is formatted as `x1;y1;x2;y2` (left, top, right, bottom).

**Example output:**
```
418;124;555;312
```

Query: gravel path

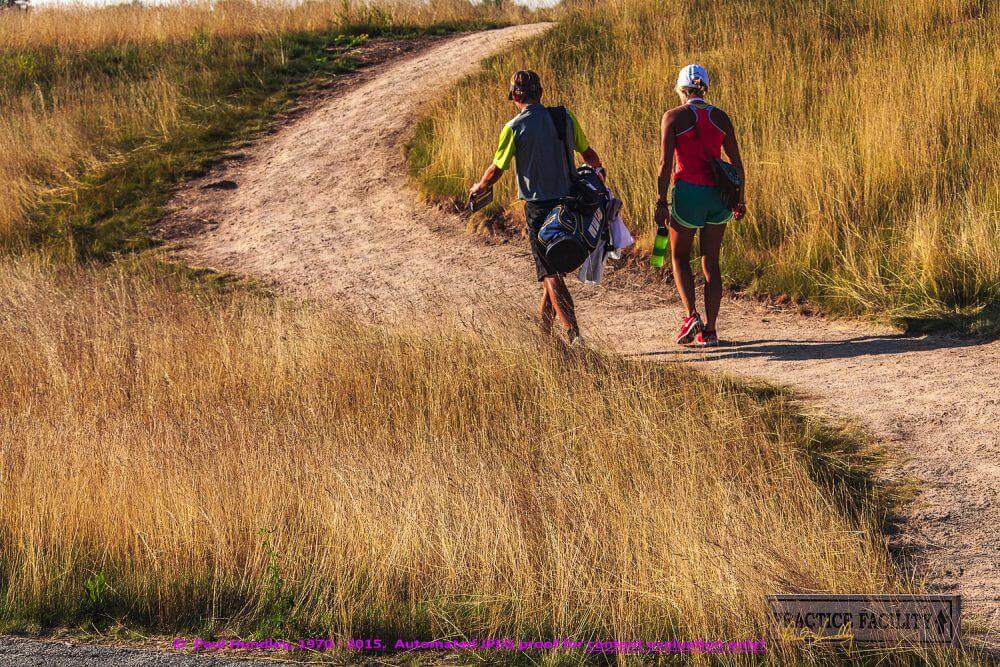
0;636;280;666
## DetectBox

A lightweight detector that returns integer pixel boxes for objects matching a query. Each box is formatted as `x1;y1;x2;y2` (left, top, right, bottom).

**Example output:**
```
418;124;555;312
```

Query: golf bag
537;165;615;274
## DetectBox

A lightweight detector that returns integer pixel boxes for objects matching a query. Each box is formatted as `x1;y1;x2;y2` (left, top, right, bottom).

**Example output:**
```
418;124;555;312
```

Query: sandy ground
152;22;999;648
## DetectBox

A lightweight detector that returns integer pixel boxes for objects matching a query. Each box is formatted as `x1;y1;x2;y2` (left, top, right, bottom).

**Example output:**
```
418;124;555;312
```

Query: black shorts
524;199;562;282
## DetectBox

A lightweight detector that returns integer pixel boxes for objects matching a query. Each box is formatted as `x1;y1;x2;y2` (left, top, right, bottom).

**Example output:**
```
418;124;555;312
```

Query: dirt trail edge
163;24;998;641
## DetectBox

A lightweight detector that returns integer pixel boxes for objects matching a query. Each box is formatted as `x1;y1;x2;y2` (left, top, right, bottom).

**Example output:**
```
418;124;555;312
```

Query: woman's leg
669;220;698;317
699;223;727;331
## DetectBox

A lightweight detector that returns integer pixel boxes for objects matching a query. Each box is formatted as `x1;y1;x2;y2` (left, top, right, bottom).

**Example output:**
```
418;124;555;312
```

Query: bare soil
160;24;999;645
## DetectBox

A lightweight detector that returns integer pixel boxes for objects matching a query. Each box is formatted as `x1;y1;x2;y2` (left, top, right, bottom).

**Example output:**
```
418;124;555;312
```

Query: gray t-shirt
493;104;589;202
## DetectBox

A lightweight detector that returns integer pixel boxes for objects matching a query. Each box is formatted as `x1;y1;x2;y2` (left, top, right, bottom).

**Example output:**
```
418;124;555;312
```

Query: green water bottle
651;225;669;268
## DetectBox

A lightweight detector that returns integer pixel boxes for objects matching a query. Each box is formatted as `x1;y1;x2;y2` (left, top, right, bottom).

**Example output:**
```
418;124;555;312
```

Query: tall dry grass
412;0;1000;322
0;255;904;657
0;0;535;51
0;0;540;244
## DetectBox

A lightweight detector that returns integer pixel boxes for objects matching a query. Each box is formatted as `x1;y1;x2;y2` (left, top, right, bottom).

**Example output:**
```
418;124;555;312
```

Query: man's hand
471;164;503;201
581;147;603;175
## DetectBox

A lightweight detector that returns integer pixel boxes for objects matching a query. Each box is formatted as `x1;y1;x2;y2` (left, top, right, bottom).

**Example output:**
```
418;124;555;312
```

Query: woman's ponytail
681;75;708;97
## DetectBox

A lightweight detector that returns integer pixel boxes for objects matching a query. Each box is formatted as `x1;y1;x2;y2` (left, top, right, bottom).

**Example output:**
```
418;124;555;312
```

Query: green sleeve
493;125;515;170
567;109;590;153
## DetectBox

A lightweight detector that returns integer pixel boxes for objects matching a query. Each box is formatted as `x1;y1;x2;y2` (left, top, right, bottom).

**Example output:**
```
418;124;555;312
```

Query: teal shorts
671;180;733;229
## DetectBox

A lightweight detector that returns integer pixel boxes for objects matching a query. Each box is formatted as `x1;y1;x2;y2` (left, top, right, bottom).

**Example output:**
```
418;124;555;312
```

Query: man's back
495;103;577;202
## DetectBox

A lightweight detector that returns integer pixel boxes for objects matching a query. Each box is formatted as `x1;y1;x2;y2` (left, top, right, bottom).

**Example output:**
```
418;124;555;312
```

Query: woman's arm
718;109;746;218
655;111;676;226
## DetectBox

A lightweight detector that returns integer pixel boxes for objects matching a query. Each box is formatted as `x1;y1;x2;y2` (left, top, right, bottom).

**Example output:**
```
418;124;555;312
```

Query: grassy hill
411;0;999;330
0;0;534;256
1;255;907;662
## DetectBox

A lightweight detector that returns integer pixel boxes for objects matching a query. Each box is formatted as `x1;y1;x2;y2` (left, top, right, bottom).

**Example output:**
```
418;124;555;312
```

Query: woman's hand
654;200;670;227
732;200;746;221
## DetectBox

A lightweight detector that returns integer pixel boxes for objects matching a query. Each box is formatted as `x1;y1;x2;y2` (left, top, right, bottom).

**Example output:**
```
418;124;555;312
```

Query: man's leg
526;199;578;338
542;274;580;338
539;284;556;335
669;219;698;317
699;223;727;331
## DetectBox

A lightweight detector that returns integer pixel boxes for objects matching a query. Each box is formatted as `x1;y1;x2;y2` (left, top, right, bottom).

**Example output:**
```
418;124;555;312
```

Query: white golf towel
578;200;633;285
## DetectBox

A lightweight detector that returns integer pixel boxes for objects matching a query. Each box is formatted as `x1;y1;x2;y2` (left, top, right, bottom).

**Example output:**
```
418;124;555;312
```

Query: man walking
470;70;604;344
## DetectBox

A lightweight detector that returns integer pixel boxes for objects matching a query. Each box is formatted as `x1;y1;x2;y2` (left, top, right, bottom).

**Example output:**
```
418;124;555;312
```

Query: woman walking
654;64;745;346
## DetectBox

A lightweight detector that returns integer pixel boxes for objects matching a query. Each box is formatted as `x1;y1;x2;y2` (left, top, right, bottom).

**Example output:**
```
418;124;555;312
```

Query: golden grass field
412;0;1000;324
0;1;983;662
1;254;907;657
1;0;530;50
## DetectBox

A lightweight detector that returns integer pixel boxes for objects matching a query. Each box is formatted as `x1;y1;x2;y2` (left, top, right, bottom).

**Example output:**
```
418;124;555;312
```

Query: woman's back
674;102;726;187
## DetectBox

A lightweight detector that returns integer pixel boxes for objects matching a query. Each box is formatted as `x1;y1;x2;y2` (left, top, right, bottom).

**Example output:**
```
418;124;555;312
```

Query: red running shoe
676;313;703;345
695;329;719;347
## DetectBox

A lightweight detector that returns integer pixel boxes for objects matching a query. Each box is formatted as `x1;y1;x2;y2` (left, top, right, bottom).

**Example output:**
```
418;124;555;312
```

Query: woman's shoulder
662;104;693;127
664;103;690;118
707;105;733;131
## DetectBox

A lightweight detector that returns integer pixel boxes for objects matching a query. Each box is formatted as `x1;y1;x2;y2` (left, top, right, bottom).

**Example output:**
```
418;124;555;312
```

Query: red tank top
674;102;725;187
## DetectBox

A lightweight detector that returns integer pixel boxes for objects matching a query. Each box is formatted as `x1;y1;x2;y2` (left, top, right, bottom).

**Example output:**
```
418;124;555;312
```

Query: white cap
676;64;710;90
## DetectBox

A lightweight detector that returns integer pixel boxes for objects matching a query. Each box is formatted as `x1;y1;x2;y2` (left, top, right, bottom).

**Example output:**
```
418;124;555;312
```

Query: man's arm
471;124;514;196
654;110;677;227
581;147;603;172
568;110;603;175
471;164;503;195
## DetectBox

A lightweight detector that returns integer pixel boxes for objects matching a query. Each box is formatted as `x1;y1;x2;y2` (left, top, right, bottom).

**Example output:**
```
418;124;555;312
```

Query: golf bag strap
547;106;575;181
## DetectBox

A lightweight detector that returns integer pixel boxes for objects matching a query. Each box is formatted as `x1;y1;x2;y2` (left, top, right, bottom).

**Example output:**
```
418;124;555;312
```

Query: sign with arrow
767;594;961;645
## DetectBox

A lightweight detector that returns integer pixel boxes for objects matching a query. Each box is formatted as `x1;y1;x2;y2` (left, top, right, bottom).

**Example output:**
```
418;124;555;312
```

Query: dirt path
162;24;999;641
